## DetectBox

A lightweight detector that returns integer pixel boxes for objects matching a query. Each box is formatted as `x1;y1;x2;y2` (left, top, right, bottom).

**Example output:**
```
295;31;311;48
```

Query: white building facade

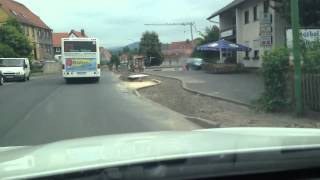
208;0;288;68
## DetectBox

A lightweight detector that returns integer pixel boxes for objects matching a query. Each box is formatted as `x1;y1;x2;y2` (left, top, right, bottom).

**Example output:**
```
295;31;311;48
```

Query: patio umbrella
197;39;252;52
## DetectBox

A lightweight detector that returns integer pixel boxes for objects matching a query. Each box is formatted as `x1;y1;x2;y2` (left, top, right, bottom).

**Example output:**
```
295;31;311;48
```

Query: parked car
0;71;3;86
186;58;204;70
0;58;31;82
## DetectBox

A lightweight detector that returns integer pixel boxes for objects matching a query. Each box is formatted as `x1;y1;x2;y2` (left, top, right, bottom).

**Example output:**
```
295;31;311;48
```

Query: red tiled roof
69;30;87;38
162;41;195;58
52;32;68;47
0;0;51;29
74;31;87;37
52;30;88;47
170;41;195;49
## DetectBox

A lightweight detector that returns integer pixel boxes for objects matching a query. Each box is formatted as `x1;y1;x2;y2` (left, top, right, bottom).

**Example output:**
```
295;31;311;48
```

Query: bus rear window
64;41;97;52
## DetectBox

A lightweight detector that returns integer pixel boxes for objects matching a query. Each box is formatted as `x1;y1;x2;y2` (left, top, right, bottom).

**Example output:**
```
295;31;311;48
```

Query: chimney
81;29;85;37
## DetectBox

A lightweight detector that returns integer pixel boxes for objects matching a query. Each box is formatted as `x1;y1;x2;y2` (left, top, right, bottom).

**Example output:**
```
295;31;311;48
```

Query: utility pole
145;22;195;41
291;0;303;115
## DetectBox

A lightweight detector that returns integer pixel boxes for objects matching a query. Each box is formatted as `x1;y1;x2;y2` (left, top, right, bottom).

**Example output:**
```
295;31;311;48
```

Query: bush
258;48;290;112
0;43;17;57
303;41;320;73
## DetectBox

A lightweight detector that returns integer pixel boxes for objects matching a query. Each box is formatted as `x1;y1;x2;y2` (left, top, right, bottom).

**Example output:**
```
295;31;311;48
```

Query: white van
0;58;31;82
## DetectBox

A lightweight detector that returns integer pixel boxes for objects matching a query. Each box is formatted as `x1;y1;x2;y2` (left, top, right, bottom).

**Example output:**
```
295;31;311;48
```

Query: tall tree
123;46;130;54
139;31;163;66
271;0;320;26
192;26;220;62
0;18;32;58
109;54;120;70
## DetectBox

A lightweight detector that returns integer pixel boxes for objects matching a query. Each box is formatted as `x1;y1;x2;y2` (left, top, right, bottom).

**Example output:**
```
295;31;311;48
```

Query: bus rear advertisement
62;38;100;83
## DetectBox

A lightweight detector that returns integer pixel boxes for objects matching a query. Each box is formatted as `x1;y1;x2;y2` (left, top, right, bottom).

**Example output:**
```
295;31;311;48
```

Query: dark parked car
186;58;204;70
0;71;3;86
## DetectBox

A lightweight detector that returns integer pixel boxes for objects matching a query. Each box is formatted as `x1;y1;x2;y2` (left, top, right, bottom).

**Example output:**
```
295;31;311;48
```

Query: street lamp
290;0;302;115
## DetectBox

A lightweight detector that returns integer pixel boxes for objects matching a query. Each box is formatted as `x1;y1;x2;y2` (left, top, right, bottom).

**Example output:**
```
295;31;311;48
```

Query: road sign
260;13;273;48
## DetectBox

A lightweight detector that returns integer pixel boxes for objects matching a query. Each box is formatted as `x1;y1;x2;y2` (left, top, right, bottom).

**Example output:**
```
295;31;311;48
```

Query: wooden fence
302;73;320;112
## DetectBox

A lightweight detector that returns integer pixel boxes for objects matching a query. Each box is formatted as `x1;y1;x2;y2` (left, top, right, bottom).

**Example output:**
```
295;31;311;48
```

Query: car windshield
1;0;320;179
0;59;24;67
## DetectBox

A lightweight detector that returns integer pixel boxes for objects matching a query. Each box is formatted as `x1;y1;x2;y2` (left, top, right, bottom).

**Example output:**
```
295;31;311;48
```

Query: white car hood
1;128;320;179
0;67;23;73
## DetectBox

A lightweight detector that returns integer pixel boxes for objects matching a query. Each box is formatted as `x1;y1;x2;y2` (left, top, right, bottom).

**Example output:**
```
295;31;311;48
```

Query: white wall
236;0;264;68
43;62;62;74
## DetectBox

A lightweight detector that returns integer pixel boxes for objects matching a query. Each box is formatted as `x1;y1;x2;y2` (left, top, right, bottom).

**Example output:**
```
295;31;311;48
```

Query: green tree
139;31;163;66
123;46;130;54
192;26;220;62
133;48;138;54
271;0;320;26
303;40;320;73
0;18;33;58
0;44;17;58
109;54;120;70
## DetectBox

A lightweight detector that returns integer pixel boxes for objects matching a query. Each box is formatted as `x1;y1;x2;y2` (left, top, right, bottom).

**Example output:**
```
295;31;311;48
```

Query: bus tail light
62;64;65;70
97;64;101;69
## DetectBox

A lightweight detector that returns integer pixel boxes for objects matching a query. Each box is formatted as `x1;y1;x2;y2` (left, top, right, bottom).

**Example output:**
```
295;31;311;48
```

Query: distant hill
108;46;122;54
108;42;140;54
126;42;140;50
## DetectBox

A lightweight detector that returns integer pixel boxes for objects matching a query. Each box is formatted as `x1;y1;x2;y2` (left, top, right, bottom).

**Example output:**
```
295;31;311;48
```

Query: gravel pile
139;76;320;128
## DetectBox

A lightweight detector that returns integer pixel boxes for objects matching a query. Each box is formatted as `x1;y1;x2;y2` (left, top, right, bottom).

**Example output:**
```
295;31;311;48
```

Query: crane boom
145;22;195;41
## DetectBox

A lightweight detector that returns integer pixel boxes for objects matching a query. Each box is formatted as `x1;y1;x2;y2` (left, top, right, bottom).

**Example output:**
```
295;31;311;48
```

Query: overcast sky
16;0;232;48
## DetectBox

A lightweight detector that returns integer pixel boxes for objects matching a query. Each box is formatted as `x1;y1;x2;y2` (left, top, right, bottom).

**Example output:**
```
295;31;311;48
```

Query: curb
144;72;252;108
185;116;221;128
133;79;162;98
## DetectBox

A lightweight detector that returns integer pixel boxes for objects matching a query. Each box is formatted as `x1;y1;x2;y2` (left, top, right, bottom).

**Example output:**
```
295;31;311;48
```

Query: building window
32;28;35;37
264;0;269;13
244;11;249;24
253;50;260;60
253;6;258;21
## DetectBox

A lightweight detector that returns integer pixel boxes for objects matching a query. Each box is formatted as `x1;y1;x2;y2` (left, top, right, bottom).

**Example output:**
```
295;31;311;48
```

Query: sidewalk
145;70;264;105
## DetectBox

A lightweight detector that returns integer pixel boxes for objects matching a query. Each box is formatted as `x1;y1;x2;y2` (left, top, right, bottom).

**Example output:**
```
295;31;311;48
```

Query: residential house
99;47;112;63
0;0;53;60
52;29;87;56
208;0;288;67
162;40;195;66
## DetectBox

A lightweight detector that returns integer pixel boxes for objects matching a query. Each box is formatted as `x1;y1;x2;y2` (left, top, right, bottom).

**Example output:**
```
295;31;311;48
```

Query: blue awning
197;39;252;52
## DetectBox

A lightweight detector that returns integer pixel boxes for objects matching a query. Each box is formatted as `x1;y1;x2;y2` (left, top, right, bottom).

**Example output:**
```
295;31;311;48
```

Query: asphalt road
0;72;199;146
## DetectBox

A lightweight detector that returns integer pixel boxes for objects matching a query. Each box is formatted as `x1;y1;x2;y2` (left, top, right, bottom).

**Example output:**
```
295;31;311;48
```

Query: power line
144;22;195;41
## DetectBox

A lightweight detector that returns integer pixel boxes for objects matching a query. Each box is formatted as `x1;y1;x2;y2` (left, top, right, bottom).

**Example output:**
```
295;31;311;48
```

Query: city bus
61;38;100;83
